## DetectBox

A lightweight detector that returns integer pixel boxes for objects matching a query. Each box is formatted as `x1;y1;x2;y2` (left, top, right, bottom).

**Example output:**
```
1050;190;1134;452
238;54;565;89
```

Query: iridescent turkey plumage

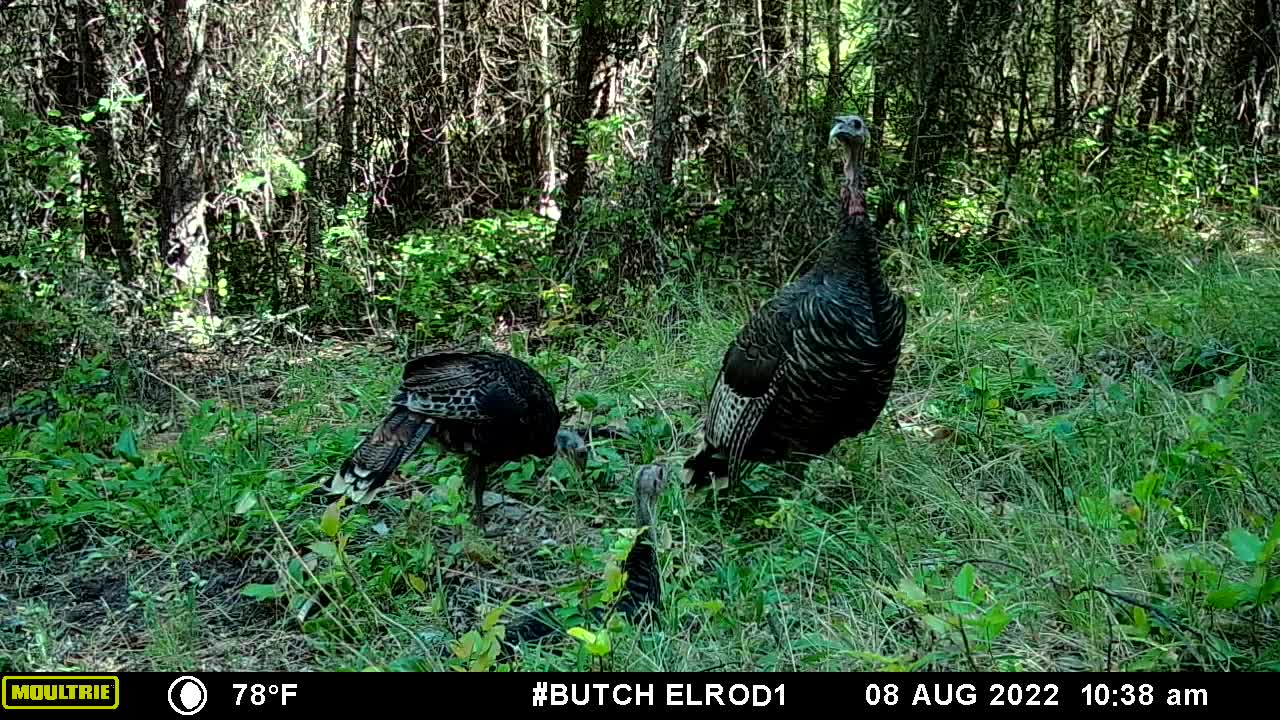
684;115;906;490
328;351;585;527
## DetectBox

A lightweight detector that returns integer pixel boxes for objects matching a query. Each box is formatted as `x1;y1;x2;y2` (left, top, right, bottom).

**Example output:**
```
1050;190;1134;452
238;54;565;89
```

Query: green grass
3;224;1279;672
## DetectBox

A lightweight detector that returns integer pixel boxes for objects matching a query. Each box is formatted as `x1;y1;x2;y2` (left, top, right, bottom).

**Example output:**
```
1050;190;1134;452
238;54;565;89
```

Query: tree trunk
870;67;887;167
870;0;887;169
798;0;811;115
536;0;558;219
83;7;133;281
1235;0;1279;140
437;0;453;198
1053;0;1075;133
1102;0;1149;146
553;3;611;247
336;0;363;208
1175;3;1200;141
813;0;840;189
760;0;785;81
67;1;133;281
1152;0;1172;125
298;0;322;297
649;0;685;192
1137;0;1166;131
644;0;686;271
157;0;210;302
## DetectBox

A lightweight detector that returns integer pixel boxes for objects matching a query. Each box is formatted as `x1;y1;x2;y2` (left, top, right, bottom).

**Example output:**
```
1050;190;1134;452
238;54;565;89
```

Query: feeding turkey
683;114;907;491
502;463;669;653
614;462;667;620
327;350;587;530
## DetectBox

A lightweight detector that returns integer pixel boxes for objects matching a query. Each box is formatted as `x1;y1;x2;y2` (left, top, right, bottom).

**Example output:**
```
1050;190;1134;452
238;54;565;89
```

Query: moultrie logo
2;675;120;710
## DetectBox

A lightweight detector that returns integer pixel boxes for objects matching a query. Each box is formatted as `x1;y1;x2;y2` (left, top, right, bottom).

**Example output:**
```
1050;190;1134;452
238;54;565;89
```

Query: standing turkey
683;114;906;490
327;350;587;529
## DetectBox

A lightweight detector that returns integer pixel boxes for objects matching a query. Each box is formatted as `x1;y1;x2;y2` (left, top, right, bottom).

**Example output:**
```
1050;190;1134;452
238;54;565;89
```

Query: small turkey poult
683;113;907;492
327;350;587;529
501;463;668;654
615;462;667;619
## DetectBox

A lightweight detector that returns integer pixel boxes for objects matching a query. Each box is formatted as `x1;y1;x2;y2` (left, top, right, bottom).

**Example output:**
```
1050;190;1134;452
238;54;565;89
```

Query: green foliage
230;155;307;199
890;564;1014;661
0;99;114;373
450;604;512;672
1159;513;1280;614
5;75;1280;673
385;211;565;338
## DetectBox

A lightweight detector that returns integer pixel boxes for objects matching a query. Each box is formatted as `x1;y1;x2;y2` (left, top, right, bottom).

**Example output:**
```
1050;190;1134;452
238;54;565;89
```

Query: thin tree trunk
761;0;785;71
157;0;210;303
298;0;322;297
537;0;558;218
554;4;611;247
1236;0;1279;140
1102;0;1147;146
438;0;453;197
1176;3;1200;141
1053;0;1075;133
813;0;840;189
798;0;811;109
644;0;686;272
1137;0;1166;131
870;0;887;169
650;0;685;192
75;1;133;281
336;0;362;207
1153;0;1172;125
870;65;886;167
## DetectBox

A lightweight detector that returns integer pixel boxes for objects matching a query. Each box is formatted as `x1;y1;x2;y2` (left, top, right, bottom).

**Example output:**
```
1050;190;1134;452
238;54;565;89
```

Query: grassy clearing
3;226;1279;672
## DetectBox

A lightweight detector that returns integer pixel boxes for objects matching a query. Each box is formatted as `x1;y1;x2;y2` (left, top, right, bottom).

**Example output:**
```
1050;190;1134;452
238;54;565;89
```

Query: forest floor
4;223;1280;672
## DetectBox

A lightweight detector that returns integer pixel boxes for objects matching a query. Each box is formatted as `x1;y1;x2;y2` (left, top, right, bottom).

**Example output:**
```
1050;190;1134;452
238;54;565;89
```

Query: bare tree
537;0;558;218
76;0;133;281
157;0;210;300
554;0;618;245
648;0;686;226
335;0;363;207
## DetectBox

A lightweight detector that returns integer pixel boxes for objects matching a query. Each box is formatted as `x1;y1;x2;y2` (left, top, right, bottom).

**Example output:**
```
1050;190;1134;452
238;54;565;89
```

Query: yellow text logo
2;676;120;710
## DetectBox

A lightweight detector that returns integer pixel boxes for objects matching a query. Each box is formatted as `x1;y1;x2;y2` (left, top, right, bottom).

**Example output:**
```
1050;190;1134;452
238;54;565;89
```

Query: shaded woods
3;0;1278;376
3;0;1280;675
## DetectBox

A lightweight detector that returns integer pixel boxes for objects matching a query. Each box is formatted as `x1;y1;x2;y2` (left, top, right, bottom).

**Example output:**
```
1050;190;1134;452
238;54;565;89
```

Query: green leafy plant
889;564;1014;666
450;604;512;672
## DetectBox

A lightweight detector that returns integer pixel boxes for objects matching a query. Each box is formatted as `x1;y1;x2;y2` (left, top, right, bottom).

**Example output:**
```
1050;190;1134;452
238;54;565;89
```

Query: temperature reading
233;683;298;706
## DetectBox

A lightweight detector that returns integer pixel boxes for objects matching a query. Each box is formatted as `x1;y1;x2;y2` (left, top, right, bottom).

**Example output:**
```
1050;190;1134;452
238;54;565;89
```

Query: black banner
0;672;1233;717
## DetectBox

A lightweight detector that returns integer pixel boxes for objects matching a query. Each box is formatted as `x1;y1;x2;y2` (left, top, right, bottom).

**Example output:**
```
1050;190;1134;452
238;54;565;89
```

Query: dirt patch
1;551;315;672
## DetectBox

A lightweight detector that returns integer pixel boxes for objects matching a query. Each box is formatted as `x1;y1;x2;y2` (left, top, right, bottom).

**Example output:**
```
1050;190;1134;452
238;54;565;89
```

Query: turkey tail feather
328;405;435;504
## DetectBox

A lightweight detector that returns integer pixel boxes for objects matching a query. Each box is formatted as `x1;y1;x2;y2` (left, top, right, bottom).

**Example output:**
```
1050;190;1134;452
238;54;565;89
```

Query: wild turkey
503;463;668;651
327;350;587;528
613;462;666;619
683;114;906;490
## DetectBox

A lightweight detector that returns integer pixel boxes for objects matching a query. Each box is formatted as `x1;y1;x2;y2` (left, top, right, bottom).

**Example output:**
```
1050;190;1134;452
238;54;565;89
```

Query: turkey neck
636;491;658;546
824;159;893;315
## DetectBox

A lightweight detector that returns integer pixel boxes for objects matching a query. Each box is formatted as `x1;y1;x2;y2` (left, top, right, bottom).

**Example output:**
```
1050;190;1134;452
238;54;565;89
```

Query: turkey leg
464;456;490;531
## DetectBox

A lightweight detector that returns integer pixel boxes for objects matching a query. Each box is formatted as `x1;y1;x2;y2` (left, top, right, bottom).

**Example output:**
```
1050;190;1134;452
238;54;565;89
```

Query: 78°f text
532;682;784;707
